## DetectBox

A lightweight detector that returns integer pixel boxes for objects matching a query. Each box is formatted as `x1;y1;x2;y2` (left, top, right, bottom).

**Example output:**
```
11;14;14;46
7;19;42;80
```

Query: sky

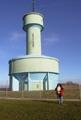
0;0;81;86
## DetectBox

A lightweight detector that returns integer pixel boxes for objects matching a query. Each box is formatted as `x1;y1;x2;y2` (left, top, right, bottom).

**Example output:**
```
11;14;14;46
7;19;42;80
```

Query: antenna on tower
32;0;35;12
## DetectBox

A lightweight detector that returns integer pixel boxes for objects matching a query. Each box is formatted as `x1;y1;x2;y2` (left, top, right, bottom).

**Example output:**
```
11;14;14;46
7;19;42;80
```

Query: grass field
0;99;81;120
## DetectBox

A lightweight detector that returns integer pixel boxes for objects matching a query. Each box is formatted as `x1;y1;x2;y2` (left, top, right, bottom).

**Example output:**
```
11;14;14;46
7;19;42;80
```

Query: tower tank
9;2;59;91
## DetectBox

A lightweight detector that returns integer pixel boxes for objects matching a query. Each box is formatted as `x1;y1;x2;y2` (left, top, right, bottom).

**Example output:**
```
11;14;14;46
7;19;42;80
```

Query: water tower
9;0;59;91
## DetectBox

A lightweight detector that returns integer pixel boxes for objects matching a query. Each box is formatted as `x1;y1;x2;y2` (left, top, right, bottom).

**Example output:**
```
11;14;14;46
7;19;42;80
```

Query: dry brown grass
0;84;80;99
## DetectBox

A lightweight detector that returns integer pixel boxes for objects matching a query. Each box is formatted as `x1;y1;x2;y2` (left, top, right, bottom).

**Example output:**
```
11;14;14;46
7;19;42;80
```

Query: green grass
0;99;81;120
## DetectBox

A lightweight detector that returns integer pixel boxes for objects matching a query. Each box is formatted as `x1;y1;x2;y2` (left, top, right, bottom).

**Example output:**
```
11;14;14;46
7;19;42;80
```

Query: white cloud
0;31;25;60
9;31;25;42
43;33;60;46
7;31;25;51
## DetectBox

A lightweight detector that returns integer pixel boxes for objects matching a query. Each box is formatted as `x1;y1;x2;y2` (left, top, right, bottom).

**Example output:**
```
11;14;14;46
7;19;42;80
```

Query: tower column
26;25;42;55
9;75;13;91
23;12;44;55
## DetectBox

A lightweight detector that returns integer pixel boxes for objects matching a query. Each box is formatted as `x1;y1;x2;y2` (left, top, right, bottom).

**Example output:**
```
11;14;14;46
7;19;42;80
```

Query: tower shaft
26;25;41;55
23;12;44;55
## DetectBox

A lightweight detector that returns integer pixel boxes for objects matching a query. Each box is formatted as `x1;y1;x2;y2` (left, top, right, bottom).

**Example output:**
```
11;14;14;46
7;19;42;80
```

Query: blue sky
0;0;81;86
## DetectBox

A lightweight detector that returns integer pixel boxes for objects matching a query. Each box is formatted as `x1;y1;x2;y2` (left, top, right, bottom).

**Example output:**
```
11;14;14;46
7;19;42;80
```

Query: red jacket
55;86;64;96
60;87;64;96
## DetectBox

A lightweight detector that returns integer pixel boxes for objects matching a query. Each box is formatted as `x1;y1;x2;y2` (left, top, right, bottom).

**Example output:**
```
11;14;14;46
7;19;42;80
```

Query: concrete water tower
9;0;59;91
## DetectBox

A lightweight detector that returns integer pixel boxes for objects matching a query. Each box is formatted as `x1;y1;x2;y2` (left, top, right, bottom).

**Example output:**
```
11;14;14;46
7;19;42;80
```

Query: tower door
30;80;43;91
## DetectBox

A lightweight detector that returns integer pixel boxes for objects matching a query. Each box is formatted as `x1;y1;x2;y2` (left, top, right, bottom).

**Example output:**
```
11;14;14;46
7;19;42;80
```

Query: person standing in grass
55;83;64;104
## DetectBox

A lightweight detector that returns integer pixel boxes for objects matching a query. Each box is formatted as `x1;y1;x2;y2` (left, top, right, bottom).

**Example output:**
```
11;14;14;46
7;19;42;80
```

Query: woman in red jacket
55;83;64;104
